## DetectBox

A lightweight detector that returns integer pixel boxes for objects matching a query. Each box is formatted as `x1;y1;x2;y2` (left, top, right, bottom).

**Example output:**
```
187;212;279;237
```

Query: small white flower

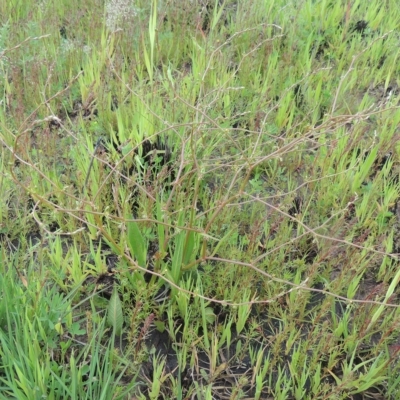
105;0;138;32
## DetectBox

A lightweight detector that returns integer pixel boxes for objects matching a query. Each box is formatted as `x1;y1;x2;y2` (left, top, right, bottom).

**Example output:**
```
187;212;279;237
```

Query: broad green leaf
183;230;196;265
107;286;123;336
127;219;146;268
154;320;165;333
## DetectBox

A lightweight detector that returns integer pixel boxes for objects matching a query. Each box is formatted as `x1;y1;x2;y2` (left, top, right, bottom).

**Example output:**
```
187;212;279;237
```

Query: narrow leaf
171;230;184;283
170;212;185;283
156;197;165;255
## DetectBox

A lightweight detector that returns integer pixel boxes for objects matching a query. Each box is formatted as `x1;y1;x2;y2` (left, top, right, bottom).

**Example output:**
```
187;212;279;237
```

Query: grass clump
1;0;400;398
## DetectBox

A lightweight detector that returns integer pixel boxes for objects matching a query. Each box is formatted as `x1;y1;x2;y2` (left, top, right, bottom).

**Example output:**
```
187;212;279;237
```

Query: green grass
1;0;400;398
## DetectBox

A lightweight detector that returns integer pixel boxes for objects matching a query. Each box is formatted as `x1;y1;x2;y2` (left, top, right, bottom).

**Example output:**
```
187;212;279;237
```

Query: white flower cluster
105;0;138;32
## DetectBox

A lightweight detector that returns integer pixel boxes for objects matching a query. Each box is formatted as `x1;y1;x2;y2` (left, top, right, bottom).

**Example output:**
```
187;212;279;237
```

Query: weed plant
1;0;400;398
